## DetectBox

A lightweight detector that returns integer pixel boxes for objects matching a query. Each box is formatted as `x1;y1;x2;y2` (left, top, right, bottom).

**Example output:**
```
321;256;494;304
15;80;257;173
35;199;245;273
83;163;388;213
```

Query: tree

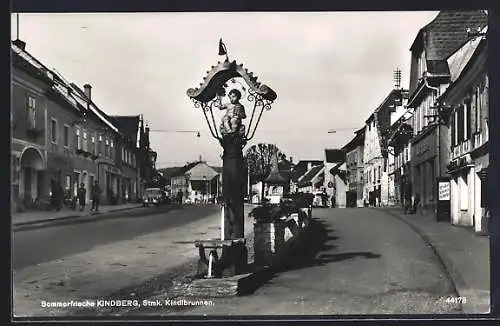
245;143;287;199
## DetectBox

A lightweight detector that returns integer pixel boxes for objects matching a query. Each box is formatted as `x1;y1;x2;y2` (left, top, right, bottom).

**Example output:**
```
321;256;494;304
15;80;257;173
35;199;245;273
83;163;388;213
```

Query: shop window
429;161;435;201
481;177;487;208
459;174;469;210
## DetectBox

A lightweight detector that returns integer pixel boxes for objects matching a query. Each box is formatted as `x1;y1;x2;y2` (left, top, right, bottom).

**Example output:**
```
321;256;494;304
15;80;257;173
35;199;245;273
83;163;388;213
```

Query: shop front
411;127;439;214
470;135;489;234
447;153;476;228
12;146;47;212
47;152;74;200
102;164;122;205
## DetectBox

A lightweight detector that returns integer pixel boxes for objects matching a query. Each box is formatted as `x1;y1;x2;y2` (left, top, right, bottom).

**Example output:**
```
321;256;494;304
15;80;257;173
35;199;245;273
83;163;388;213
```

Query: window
457;105;464;143
63;125;69;147
475;86;481;133
451;110;456;147
92;136;96;155
51;118;58;143
27;95;37;129
65;175;71;190
122;148;125;161
76;129;81;150
105;139;109;157
465;98;471;140
429;161;435;201
83;131;88;151
99;135;103;154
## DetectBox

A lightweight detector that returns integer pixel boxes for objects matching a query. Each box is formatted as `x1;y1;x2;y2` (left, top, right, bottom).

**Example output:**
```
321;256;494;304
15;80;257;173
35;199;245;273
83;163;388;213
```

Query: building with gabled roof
170;160;222;204
362;87;408;207
11;38;151;211
438;26;489;233
342;127;366;207
407;10;487;214
297;163;324;194
289;160;323;193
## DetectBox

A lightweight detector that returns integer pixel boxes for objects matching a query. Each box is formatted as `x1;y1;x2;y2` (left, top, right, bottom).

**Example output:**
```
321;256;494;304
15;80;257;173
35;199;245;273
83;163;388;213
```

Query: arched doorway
20;147;45;207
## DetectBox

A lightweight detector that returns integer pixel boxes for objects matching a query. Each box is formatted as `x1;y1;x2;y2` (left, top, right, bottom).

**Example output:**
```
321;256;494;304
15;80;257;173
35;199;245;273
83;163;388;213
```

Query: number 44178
442;296;467;304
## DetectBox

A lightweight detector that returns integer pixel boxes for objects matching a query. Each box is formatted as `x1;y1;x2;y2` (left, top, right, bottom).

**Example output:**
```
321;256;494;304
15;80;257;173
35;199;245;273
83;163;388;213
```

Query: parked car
142;188;164;207
313;192;327;207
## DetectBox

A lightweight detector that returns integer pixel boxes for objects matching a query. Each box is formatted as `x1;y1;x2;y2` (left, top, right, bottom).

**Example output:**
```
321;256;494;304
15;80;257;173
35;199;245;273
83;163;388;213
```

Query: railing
451;139;472;160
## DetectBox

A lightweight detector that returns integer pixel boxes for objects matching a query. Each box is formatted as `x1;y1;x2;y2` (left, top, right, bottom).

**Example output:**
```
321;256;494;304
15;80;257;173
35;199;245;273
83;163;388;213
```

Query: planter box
253;220;285;267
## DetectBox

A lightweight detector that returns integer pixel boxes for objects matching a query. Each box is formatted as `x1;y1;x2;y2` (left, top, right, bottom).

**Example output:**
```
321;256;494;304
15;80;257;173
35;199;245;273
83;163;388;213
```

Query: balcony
451;139;472;160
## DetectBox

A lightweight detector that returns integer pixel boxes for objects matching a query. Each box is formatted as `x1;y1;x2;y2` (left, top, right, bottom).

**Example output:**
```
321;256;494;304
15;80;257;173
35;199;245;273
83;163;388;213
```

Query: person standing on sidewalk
77;183;87;211
91;180;102;212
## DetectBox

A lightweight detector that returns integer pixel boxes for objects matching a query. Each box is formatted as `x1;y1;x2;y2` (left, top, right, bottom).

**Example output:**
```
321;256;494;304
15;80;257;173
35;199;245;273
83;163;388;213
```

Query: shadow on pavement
274;218;381;273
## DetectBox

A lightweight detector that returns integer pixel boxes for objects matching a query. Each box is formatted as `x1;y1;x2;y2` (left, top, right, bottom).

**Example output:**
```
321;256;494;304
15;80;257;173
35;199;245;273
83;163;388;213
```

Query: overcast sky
11;11;439;168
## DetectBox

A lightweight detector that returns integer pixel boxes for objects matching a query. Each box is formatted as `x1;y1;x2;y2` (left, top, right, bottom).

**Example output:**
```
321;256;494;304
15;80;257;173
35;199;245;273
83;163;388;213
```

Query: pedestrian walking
177;190;183;204
412;193;422;215
77;183;87;211
403;182;412;214
91;180;102;212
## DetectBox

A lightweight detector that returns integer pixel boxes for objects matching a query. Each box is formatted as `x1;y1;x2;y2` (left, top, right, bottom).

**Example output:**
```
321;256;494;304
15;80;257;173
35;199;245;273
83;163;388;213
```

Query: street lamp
186;39;277;278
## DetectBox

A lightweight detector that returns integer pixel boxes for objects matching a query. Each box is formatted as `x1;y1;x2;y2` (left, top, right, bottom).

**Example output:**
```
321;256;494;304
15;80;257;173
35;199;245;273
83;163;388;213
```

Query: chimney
308;162;312;170
199;155;202;162
13;39;26;50
83;84;92;101
289;156;293;164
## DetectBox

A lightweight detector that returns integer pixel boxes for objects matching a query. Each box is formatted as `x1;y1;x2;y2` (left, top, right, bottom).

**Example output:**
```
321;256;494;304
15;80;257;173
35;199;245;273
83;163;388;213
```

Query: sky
11;11;439;168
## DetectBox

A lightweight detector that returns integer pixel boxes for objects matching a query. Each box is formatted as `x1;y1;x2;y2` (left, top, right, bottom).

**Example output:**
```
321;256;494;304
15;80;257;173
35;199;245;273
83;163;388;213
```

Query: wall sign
438;181;450;201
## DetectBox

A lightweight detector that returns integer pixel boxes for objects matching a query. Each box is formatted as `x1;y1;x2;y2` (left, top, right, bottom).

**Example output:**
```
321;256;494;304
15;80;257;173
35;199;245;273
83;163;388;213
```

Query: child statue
219;89;246;136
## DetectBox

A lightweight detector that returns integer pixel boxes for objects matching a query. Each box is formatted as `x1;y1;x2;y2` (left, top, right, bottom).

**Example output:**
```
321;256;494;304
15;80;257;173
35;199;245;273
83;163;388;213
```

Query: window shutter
457;105;464;143
466;98;472;140
451;110;456;147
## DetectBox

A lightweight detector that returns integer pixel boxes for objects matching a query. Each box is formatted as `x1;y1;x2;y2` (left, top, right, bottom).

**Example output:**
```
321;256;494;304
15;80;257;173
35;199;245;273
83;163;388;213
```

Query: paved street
138;208;463;315
13;204;256;317
13;204;218;269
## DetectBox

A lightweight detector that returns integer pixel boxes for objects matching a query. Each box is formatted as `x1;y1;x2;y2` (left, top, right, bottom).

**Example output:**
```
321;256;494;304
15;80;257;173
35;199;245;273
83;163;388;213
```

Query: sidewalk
12;203;143;226
380;207;490;314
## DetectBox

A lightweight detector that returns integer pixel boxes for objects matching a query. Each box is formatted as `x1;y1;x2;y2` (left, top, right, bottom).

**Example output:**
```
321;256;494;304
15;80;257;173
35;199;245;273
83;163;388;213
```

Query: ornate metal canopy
186;58;277;143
